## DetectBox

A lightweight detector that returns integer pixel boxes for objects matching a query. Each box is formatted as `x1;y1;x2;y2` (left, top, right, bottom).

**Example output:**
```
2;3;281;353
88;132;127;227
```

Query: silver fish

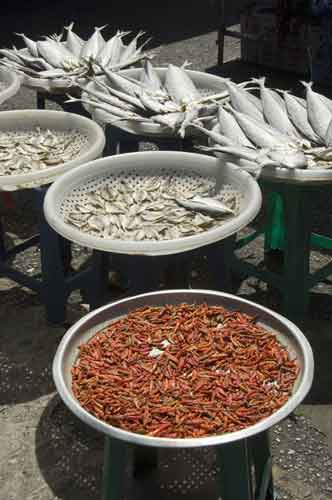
175;195;235;215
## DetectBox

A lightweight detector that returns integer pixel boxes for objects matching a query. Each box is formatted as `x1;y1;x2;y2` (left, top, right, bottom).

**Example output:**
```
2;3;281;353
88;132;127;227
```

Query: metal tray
53;289;314;448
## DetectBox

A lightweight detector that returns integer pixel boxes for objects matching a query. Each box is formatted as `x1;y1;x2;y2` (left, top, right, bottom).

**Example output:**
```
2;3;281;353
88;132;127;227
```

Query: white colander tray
0;68;21;105
0;110;105;191
83;67;228;138
44;151;262;256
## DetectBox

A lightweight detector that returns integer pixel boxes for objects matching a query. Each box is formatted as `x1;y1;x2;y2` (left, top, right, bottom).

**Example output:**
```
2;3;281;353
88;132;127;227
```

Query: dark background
0;1;240;48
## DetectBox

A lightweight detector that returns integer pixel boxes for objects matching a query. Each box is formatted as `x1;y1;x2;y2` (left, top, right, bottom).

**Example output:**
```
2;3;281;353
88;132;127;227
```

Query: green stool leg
102;437;127;500
264;192;285;252
282;185;312;319
250;432;274;500
217;439;254;500
132;445;158;479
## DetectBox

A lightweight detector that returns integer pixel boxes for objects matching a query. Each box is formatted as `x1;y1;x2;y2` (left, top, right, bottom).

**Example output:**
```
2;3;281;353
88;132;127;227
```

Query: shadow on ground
207;59;332;99
0;303;80;404
0;1;225;48
35;394;103;500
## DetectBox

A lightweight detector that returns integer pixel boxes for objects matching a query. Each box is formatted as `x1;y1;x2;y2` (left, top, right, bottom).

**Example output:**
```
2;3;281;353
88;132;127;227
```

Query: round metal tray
0;68;21;105
0;109;105;191
53;289;314;448
83;67;228;137
43;151;262;256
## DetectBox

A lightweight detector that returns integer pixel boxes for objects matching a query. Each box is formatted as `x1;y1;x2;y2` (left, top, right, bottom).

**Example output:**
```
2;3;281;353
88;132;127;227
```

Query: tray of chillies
53;289;314;447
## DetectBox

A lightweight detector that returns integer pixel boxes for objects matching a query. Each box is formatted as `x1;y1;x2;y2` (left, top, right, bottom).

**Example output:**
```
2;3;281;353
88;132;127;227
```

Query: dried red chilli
71;304;299;438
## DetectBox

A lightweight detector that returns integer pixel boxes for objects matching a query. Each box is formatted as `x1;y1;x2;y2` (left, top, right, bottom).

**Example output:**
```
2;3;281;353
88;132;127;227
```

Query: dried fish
175;195;235;215
77;61;235;137
301;81;332;140
0;128;88;177
0;27;153;91
65;173;241;241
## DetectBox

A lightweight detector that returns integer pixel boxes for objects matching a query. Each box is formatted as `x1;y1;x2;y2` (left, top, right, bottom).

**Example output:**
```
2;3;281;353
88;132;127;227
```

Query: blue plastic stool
0;186;109;323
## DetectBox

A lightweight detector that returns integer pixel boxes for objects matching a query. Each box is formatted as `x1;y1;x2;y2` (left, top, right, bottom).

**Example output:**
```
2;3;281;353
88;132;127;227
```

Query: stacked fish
0;24;152;92
65;174;239;241
69;61;229;137
196;78;332;173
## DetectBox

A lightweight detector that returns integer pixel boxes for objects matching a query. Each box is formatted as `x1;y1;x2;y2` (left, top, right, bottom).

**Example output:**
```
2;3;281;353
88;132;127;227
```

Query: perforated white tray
84;68;228;138
0;110;105;191
0;68;21;105
44;151;262;256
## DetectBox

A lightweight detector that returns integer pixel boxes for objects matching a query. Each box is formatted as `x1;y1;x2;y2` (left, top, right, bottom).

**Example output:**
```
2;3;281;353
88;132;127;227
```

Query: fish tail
95;25;108;32
301;81;313;89
64;22;74;31
251;76;266;86
274;88;289;95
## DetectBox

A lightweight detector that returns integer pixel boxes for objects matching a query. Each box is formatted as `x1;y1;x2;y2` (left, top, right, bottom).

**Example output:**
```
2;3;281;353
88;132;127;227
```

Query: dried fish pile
70;61;230;137
0;128;88;176
64;174;240;241
197;78;332;173
0;25;152;90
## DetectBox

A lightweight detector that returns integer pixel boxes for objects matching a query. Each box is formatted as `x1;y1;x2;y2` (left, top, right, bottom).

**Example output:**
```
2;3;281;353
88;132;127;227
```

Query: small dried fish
65;173;241;241
0;128;88;177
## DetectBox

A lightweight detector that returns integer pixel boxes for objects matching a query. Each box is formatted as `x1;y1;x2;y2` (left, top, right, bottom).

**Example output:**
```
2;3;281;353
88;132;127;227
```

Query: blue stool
0;186;109;324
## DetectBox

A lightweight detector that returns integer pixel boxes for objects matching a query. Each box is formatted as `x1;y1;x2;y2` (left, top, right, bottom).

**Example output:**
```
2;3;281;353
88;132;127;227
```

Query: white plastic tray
44;151;262;256
0;109;105;191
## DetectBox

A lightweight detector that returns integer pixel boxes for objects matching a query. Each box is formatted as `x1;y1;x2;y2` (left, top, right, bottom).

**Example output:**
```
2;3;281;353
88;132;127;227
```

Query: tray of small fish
0;110;105;190
44;151;262;256
53;289;314;447
77;62;229;138
0;68;21;105
196;77;332;184
0;25;153;94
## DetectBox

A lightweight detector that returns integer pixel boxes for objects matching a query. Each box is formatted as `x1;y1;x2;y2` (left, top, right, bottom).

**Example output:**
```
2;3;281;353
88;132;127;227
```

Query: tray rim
53;288;314;448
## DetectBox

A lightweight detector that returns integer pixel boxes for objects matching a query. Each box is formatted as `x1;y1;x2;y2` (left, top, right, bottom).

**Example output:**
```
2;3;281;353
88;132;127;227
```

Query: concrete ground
1;4;332;499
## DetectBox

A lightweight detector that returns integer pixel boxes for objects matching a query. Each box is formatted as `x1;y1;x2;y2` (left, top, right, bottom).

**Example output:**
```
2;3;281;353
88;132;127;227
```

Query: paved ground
1;5;332;500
